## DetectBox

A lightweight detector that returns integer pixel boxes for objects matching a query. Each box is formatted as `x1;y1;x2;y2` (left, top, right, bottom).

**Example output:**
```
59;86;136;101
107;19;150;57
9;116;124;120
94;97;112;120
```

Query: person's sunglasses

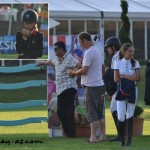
54;47;60;51
24;22;34;25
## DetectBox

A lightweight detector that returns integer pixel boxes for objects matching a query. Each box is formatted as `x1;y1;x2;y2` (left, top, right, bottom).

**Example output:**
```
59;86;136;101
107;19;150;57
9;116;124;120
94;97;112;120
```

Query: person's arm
120;68;141;81
16;32;27;54
114;59;120;83
102;64;105;77
68;66;89;76
21;29;29;40
76;61;82;69
36;60;53;66
35;33;44;57
114;70;120;83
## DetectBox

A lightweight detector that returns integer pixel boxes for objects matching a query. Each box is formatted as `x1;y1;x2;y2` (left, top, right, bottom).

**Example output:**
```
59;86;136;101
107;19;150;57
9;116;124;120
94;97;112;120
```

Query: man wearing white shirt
68;32;106;143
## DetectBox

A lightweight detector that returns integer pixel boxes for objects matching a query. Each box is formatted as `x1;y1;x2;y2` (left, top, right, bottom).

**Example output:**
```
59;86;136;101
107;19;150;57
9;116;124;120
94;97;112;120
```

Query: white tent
1;0;150;59
50;0;150;20
1;0;150;20
50;0;150;60
0;0;49;3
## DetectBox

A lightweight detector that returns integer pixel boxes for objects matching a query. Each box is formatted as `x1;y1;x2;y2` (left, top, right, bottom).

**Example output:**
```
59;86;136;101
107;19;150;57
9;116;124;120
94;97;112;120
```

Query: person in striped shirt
37;41;81;138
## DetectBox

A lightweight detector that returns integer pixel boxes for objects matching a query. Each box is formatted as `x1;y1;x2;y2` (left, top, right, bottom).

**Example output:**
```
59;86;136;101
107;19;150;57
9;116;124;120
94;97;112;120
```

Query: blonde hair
33;23;38;31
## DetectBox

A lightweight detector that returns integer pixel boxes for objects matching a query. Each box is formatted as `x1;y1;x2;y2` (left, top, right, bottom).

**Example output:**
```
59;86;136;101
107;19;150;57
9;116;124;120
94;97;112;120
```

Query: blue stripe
0;117;47;126
0;80;46;90
0;64;44;73
0;100;47;110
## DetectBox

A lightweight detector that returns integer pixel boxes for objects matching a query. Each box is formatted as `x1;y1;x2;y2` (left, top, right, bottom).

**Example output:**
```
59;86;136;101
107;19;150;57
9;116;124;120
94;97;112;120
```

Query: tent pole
68;19;71;35
116;21;119;37
100;11;104;34
84;20;87;32
100;11;104;63
144;21;148;60
100;11;106;139
130;20;133;42
8;4;13;36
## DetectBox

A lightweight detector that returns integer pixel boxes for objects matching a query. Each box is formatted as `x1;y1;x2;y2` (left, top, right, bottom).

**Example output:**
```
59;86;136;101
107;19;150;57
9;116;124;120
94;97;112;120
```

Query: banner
48;35;104;131
49;35;104;62
0;36;48;55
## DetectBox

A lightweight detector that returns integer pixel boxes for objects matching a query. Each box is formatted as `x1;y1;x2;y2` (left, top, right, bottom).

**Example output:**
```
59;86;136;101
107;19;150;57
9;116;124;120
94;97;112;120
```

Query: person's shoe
67;135;76;138
120;142;126;146
126;140;132;146
109;135;120;142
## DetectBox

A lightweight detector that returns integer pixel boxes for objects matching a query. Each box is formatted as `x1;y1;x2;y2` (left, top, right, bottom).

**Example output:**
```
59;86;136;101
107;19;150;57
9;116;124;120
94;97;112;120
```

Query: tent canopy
0;0;48;3
1;0;150;20
50;0;150;20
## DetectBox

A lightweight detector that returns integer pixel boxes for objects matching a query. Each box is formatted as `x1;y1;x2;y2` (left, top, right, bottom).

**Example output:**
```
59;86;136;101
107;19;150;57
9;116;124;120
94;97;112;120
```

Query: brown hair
78;32;92;41
119;43;135;67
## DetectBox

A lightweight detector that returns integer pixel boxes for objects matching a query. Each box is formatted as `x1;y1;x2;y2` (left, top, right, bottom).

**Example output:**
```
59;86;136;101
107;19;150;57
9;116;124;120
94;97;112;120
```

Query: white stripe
53;36;57;44
65;35;72;48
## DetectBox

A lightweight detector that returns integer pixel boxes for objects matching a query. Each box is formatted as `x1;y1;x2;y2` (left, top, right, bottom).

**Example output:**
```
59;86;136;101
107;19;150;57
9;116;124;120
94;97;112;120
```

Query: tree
118;0;132;44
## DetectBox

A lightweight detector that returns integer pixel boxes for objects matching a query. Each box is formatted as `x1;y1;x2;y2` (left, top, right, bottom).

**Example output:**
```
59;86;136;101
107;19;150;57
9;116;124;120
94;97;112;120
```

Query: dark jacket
103;68;117;96
144;62;150;105
116;78;136;104
16;29;44;59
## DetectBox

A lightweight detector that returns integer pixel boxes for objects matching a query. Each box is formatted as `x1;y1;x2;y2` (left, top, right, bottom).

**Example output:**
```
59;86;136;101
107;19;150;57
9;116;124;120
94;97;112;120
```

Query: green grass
0;135;150;150
0;54;48;59
0;70;47;103
0;65;150;150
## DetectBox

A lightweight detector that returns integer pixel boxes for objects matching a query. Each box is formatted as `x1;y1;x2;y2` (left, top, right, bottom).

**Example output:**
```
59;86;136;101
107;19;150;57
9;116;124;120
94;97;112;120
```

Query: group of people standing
104;37;140;146
37;32;141;147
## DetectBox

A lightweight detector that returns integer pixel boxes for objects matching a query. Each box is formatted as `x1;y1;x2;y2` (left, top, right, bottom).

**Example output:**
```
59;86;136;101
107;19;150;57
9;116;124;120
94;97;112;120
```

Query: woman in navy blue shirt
16;9;44;59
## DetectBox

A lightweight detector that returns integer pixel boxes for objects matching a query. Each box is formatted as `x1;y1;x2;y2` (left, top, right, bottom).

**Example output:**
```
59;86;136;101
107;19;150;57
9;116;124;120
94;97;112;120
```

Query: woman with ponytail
104;36;121;142
114;43;141;146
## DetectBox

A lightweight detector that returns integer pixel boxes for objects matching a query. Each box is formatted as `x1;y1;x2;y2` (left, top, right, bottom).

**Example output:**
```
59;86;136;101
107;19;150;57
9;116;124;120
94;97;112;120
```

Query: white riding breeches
117;87;138;122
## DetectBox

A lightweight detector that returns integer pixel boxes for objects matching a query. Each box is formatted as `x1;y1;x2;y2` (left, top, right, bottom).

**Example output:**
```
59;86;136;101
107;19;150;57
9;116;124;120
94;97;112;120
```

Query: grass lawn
0;65;150;150
0;54;48;59
0;69;47;103
0;107;149;150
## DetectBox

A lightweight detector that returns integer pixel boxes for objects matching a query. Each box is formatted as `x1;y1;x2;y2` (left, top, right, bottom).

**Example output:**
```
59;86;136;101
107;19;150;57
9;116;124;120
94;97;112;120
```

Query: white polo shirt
81;45;104;87
111;51;120;69
114;58;140;77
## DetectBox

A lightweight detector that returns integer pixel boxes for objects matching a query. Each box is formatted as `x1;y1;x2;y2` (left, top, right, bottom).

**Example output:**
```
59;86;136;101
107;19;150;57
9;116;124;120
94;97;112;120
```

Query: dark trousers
57;88;77;137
